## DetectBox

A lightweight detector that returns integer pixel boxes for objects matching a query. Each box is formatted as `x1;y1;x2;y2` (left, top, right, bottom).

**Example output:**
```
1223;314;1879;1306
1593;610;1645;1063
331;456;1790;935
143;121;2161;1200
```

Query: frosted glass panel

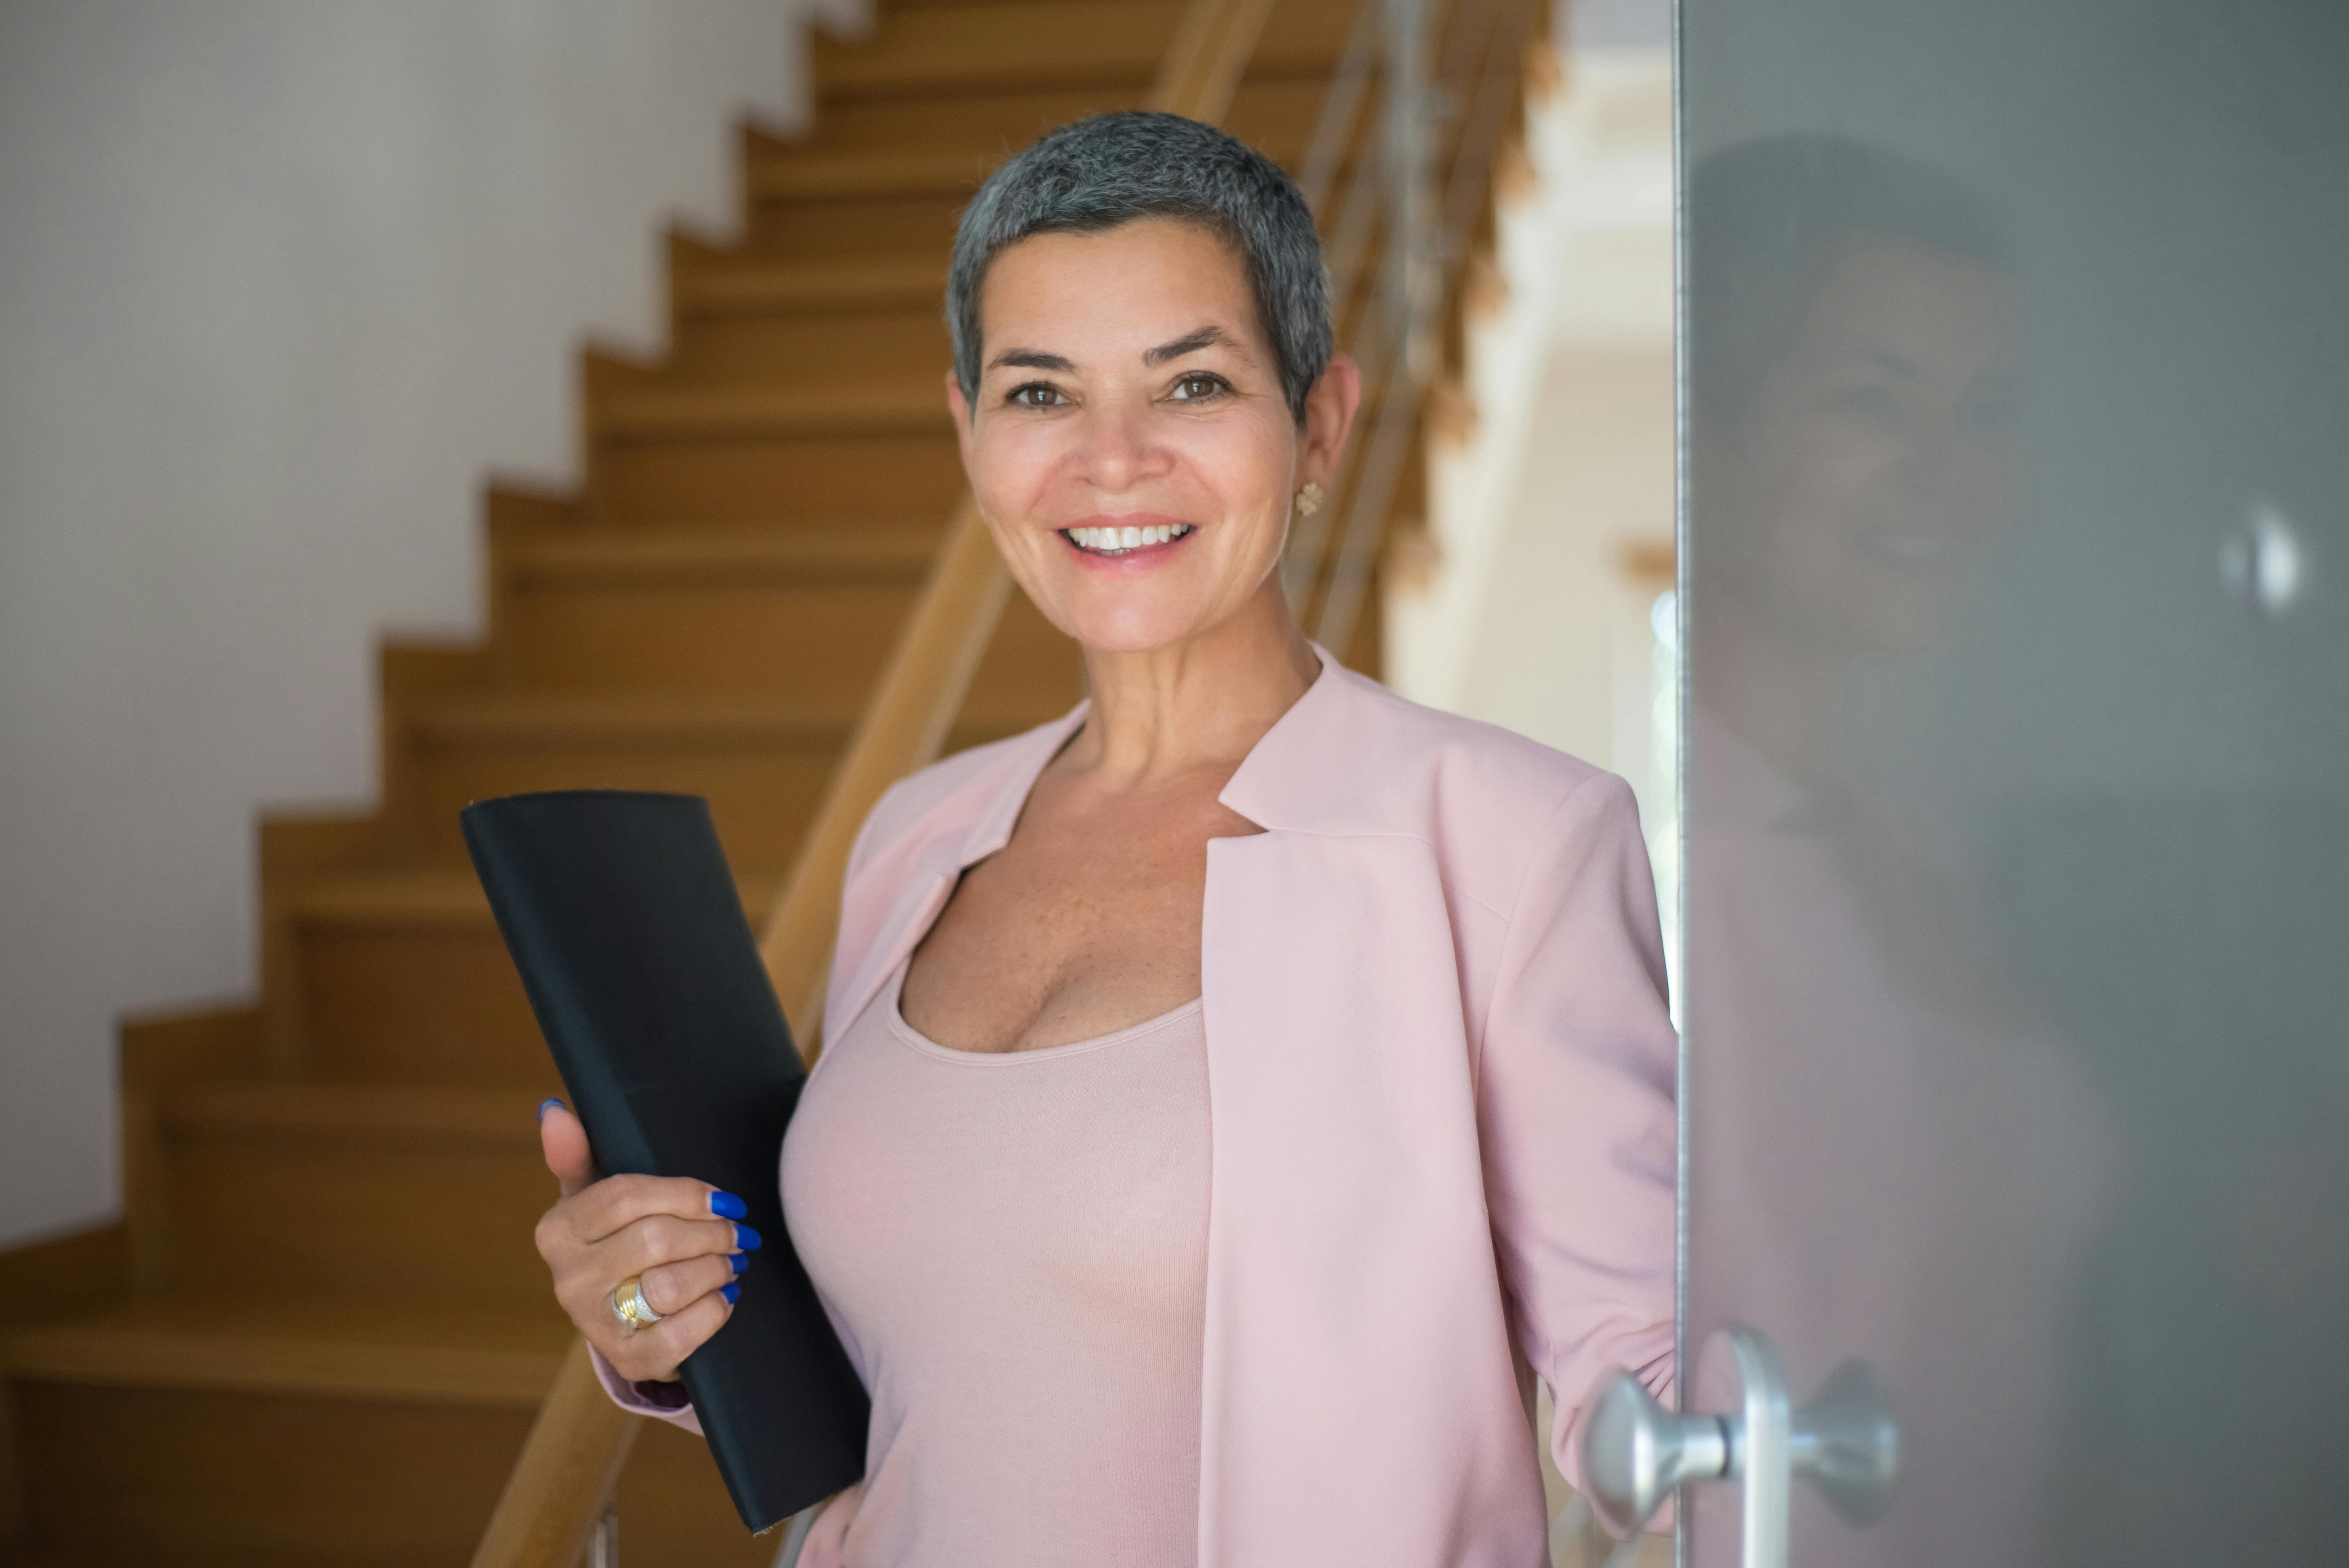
1677;1;2349;1562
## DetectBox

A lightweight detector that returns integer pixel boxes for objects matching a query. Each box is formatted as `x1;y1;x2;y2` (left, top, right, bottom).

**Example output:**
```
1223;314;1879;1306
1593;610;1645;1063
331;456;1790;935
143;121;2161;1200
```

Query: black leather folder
461;789;869;1533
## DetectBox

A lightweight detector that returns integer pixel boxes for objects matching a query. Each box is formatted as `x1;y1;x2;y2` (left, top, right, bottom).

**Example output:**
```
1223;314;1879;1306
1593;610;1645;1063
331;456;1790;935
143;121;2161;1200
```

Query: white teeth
1064;523;1195;554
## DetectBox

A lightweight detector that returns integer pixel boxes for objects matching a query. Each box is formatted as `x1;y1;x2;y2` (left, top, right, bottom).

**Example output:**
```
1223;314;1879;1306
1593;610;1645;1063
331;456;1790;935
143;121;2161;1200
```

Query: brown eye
1008;383;1066;410
1169;373;1229;402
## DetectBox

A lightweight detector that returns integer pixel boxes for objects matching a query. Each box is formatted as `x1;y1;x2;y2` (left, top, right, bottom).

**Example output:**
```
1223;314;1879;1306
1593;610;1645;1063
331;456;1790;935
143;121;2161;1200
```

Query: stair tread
1;1292;570;1405
674;254;947;316
161;1080;549;1149
596;376;952;440
816;0;1179;97
411;690;861;747
283;867;781;928
499;520;943;584
747;143;1007;201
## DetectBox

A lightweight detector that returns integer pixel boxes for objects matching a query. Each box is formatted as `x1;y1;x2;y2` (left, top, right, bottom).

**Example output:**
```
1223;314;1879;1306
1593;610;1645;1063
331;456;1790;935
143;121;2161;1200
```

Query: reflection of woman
530;114;1677;1566
1684;137;2107;1567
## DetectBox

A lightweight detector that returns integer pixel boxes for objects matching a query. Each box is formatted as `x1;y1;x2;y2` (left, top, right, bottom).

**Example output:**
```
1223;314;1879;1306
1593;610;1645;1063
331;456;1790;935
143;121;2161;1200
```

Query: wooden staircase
0;3;1371;1566
0;0;1544;1560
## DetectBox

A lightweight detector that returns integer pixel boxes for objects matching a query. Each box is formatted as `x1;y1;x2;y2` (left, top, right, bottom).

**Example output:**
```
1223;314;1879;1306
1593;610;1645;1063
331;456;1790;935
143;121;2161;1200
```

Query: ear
1297;352;1364;490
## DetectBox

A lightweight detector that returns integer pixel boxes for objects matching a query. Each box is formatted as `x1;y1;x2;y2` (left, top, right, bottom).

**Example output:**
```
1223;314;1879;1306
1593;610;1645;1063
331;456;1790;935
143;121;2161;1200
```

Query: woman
533;112;1676;1568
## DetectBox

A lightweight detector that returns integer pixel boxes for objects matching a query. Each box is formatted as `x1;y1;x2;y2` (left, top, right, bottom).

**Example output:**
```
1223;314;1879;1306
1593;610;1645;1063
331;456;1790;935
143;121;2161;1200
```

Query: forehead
1782;240;2008;381
976;217;1265;360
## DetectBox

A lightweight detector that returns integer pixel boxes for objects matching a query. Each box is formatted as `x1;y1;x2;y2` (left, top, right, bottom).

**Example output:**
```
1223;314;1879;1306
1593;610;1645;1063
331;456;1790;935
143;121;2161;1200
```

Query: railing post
584;1507;618;1568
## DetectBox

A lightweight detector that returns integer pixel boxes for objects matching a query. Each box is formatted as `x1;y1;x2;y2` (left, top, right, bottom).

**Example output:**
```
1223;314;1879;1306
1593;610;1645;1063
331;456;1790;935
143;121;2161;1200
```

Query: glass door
1659;0;2349;1561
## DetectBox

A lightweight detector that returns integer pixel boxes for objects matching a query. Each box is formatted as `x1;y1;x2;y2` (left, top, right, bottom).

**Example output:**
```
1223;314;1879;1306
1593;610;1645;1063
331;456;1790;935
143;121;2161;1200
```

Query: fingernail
732;1223;762;1251
537;1098;566;1122
730;1252;749;1275
709;1190;747;1220
721;1281;741;1305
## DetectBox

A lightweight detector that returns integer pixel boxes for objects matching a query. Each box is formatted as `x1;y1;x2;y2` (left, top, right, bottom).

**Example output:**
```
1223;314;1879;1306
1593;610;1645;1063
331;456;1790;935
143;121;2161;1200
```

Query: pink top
777;961;1209;1566
596;652;1678;1567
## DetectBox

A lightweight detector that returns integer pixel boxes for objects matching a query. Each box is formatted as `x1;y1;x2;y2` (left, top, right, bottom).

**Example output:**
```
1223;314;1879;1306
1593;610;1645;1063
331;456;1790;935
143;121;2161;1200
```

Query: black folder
460;789;869;1533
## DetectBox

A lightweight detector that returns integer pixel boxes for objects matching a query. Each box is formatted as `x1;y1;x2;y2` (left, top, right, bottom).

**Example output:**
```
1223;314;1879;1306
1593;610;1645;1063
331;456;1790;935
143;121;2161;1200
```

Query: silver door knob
1583;1369;1732;1536
1581;1326;1901;1565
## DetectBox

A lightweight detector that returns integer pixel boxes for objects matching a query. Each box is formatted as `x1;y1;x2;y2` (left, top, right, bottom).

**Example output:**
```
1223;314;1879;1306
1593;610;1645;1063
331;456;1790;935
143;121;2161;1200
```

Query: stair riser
794;75;1320;162
14;1381;533;1560
745;192;967;261
592;432;965;524
616;1422;780;1568
415;743;837;871
166;1133;558;1304
504;578;920;700
297;924;555;1088
669;310;952;382
813;6;1171;103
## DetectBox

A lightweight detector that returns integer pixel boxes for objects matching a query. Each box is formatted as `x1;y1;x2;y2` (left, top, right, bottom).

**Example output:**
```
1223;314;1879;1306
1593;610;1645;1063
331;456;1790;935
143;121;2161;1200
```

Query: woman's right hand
534;1099;755;1383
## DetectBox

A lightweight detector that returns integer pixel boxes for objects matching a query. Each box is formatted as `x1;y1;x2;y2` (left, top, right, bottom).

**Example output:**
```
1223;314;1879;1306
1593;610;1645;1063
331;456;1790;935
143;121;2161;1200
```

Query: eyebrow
1145;325;1239;365
986;348;1076;373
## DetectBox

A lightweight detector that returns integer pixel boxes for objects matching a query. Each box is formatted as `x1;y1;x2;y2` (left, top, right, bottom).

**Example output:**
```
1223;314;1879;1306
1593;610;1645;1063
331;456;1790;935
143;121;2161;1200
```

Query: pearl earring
1294;482;1324;517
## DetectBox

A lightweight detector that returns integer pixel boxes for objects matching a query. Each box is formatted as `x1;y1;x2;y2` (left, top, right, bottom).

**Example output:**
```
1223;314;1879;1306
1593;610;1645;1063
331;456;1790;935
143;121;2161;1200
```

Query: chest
901;770;1259;1052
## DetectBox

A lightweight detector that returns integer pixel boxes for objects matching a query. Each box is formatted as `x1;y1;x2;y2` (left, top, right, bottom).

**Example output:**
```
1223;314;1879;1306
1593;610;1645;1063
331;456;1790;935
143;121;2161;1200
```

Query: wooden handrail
468;1340;642;1568
467;4;1282;1564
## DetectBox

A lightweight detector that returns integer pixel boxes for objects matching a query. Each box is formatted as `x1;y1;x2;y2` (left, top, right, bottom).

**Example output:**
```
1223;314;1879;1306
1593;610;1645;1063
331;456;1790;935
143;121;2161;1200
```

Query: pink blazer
602;654;1677;1565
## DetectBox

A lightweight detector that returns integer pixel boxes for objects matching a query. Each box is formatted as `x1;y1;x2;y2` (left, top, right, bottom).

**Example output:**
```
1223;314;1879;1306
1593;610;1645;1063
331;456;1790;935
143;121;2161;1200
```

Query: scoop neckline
882;965;1202;1066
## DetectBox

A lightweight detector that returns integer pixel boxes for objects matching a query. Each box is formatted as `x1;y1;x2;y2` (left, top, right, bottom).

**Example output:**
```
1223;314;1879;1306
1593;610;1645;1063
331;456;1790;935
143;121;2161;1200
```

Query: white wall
0;0;845;1248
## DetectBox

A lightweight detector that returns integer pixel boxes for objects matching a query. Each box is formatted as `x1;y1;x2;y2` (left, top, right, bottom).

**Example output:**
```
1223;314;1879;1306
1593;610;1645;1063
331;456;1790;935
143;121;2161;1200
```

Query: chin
1063;608;1200;655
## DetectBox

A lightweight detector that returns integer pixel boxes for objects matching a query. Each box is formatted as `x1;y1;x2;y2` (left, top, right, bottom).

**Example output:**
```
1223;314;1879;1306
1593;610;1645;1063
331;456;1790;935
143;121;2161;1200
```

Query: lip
1056;515;1199;570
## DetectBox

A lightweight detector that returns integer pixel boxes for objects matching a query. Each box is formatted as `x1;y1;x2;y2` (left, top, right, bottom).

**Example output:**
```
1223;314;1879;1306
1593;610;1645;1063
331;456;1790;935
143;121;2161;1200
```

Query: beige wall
0;0;843;1248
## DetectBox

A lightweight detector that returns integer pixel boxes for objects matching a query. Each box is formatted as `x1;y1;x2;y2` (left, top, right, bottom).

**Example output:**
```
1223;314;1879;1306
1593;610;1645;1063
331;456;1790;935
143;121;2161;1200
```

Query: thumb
537;1100;598;1198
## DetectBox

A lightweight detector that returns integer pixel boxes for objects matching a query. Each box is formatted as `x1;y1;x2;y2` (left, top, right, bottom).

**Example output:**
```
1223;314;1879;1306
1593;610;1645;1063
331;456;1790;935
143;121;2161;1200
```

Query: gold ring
610;1274;663;1333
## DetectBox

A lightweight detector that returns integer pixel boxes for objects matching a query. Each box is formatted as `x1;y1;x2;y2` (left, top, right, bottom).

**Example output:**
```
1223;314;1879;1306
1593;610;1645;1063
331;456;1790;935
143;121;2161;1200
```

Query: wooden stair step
815;0;1182;98
674;254;945;317
162;1079;547;1153
152;1082;567;1301
410;691;857;750
1;1292;567;1407
284;868;776;1086
594;376;951;442
285;867;781;930
747;144;1005;202
499;521;942;585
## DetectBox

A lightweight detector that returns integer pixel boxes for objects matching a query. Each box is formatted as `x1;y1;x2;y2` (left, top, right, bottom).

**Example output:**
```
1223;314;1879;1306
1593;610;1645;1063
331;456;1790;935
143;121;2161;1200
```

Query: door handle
1581;1326;1900;1568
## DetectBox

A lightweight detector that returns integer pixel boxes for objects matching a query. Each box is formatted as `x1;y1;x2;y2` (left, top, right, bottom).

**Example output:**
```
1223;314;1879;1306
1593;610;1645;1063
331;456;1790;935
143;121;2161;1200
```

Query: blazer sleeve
1478;770;1678;1500
588;1344;706;1437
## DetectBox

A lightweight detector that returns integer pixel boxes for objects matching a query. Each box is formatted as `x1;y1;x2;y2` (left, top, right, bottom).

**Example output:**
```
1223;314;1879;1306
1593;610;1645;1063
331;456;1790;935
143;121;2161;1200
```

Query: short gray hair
947;112;1333;423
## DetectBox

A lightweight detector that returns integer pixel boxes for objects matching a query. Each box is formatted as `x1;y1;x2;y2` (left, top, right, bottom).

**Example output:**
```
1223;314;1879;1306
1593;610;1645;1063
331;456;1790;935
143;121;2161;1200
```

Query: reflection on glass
1682;135;2112;1567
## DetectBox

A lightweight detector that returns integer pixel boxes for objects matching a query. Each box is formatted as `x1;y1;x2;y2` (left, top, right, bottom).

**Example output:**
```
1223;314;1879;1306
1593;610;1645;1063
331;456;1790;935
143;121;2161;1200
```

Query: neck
1066;578;1320;788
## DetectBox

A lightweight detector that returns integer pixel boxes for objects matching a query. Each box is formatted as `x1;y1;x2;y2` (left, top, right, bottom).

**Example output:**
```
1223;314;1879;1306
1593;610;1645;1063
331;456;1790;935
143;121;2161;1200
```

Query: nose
1071;396;1165;493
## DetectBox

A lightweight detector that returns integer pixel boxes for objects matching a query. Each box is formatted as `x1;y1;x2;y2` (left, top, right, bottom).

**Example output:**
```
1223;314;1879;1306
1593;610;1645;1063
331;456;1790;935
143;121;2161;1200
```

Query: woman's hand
534;1099;755;1383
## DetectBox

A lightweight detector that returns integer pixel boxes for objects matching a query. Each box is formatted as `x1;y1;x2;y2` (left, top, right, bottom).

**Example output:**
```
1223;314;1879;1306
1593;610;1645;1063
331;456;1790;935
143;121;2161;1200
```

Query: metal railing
1283;0;1543;658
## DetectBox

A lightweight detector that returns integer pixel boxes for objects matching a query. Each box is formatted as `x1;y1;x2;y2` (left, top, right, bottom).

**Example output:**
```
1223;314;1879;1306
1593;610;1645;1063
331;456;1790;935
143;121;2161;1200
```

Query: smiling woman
533;112;1679;1568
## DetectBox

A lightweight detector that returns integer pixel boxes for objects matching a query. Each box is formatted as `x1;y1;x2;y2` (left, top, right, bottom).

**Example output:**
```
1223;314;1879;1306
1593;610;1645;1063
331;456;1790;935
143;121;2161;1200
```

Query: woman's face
1702;240;2016;658
947;217;1353;654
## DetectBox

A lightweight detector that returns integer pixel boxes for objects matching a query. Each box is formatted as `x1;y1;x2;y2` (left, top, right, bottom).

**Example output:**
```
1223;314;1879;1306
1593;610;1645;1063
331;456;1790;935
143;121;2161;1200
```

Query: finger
604;1212;760;1278
641;1250;747;1317
538;1101;597;1198
566;1172;749;1244
607;1288;736;1384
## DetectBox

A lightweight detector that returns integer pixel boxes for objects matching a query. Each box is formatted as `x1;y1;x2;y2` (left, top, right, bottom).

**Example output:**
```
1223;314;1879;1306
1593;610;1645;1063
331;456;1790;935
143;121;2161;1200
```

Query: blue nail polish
537;1098;566;1122
710;1190;747;1220
733;1223;762;1251
721;1281;741;1305
730;1252;750;1275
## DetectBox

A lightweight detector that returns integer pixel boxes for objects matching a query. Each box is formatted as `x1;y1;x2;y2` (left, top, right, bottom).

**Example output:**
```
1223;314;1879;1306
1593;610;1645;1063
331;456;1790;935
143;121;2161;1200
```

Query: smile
1061;523;1196;556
